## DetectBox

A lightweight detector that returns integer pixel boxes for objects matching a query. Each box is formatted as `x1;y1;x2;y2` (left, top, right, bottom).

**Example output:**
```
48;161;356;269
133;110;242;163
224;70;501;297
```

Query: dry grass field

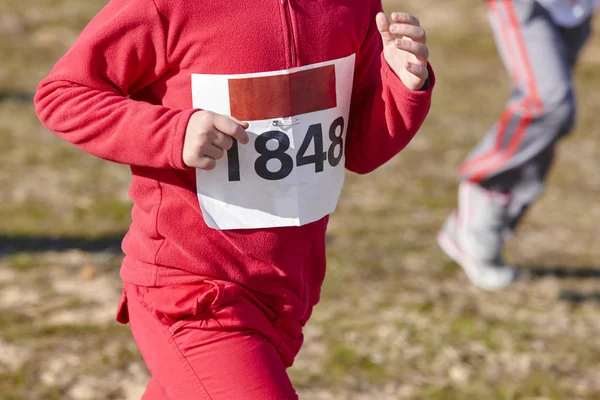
0;1;599;398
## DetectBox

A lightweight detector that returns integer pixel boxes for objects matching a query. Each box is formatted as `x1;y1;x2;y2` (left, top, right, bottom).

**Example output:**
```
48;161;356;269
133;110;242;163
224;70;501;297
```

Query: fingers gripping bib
191;54;356;230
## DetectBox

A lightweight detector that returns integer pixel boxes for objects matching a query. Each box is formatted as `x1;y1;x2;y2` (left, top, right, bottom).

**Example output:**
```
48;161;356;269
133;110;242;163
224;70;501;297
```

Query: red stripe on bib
228;65;337;121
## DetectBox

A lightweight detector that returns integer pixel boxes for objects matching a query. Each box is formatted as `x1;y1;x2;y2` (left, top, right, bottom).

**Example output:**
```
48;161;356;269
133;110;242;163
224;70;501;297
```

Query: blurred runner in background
438;0;597;290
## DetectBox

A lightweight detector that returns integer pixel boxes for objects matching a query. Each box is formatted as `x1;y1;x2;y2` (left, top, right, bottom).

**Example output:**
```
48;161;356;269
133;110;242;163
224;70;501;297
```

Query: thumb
376;12;394;45
229;115;250;129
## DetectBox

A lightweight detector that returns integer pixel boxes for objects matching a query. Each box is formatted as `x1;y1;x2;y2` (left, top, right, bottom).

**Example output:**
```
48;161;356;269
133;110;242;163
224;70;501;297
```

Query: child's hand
376;12;429;91
183;111;250;170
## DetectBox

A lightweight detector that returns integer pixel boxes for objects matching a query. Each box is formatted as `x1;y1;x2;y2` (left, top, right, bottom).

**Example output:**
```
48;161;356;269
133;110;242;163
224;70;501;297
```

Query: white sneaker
437;182;517;290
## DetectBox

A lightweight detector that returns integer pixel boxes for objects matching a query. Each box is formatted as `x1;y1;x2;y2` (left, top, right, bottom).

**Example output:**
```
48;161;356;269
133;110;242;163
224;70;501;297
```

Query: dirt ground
1;0;599;399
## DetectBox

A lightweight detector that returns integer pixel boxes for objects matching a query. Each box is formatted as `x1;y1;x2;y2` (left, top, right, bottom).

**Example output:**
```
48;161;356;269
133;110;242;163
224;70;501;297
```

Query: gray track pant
458;0;592;230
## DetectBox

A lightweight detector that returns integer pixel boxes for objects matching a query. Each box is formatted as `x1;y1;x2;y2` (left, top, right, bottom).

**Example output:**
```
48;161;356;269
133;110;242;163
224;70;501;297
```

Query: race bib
191;54;356;230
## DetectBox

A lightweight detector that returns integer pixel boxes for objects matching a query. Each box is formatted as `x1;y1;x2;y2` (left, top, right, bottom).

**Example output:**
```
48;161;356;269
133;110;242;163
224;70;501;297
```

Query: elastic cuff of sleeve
170;109;200;170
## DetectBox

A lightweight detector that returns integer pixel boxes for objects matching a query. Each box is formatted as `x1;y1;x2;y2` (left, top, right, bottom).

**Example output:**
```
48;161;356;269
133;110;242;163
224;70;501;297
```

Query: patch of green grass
0;199;131;237
325;344;389;383
422;383;511;400
101;345;141;371
40;388;65;400
34;324;127;340
0;370;28;391
4;252;41;270
423;386;473;400
449;315;480;339
409;301;435;314
516;371;565;400
0;369;68;400
0;310;34;340
439;260;460;278
0;308;128;343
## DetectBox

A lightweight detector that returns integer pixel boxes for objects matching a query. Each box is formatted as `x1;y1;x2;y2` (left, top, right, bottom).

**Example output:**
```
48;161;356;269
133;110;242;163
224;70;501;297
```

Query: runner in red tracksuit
34;0;434;398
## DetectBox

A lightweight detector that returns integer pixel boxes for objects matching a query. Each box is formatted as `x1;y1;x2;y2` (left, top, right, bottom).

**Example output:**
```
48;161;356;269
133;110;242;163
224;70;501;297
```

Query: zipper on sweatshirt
280;0;297;67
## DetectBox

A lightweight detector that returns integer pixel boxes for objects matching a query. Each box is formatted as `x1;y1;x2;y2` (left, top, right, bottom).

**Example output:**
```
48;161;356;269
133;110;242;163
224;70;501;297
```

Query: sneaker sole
437;230;514;291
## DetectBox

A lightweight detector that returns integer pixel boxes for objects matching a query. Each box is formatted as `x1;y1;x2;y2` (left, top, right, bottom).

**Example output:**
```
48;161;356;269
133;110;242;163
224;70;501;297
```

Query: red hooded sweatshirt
34;0;434;324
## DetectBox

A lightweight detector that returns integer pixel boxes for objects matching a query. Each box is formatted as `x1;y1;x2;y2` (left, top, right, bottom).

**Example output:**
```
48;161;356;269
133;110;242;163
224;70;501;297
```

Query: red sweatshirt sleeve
34;0;193;170
344;2;435;175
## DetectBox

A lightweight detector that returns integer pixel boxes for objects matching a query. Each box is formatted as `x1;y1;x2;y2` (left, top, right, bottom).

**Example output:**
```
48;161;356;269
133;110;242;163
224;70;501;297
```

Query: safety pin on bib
272;119;301;128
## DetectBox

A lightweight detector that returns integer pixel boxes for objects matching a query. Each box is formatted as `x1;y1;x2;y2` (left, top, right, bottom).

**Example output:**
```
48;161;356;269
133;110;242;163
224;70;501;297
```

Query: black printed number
254;131;294;181
296;124;327;173
226;117;345;181
328;117;344;167
227;140;241;182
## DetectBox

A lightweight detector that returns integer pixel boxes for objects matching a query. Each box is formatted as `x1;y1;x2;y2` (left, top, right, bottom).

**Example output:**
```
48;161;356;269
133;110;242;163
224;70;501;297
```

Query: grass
1;0;600;399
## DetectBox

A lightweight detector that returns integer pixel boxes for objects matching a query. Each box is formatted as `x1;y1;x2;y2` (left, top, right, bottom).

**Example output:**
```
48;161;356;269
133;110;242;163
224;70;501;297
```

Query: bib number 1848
227;116;345;182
